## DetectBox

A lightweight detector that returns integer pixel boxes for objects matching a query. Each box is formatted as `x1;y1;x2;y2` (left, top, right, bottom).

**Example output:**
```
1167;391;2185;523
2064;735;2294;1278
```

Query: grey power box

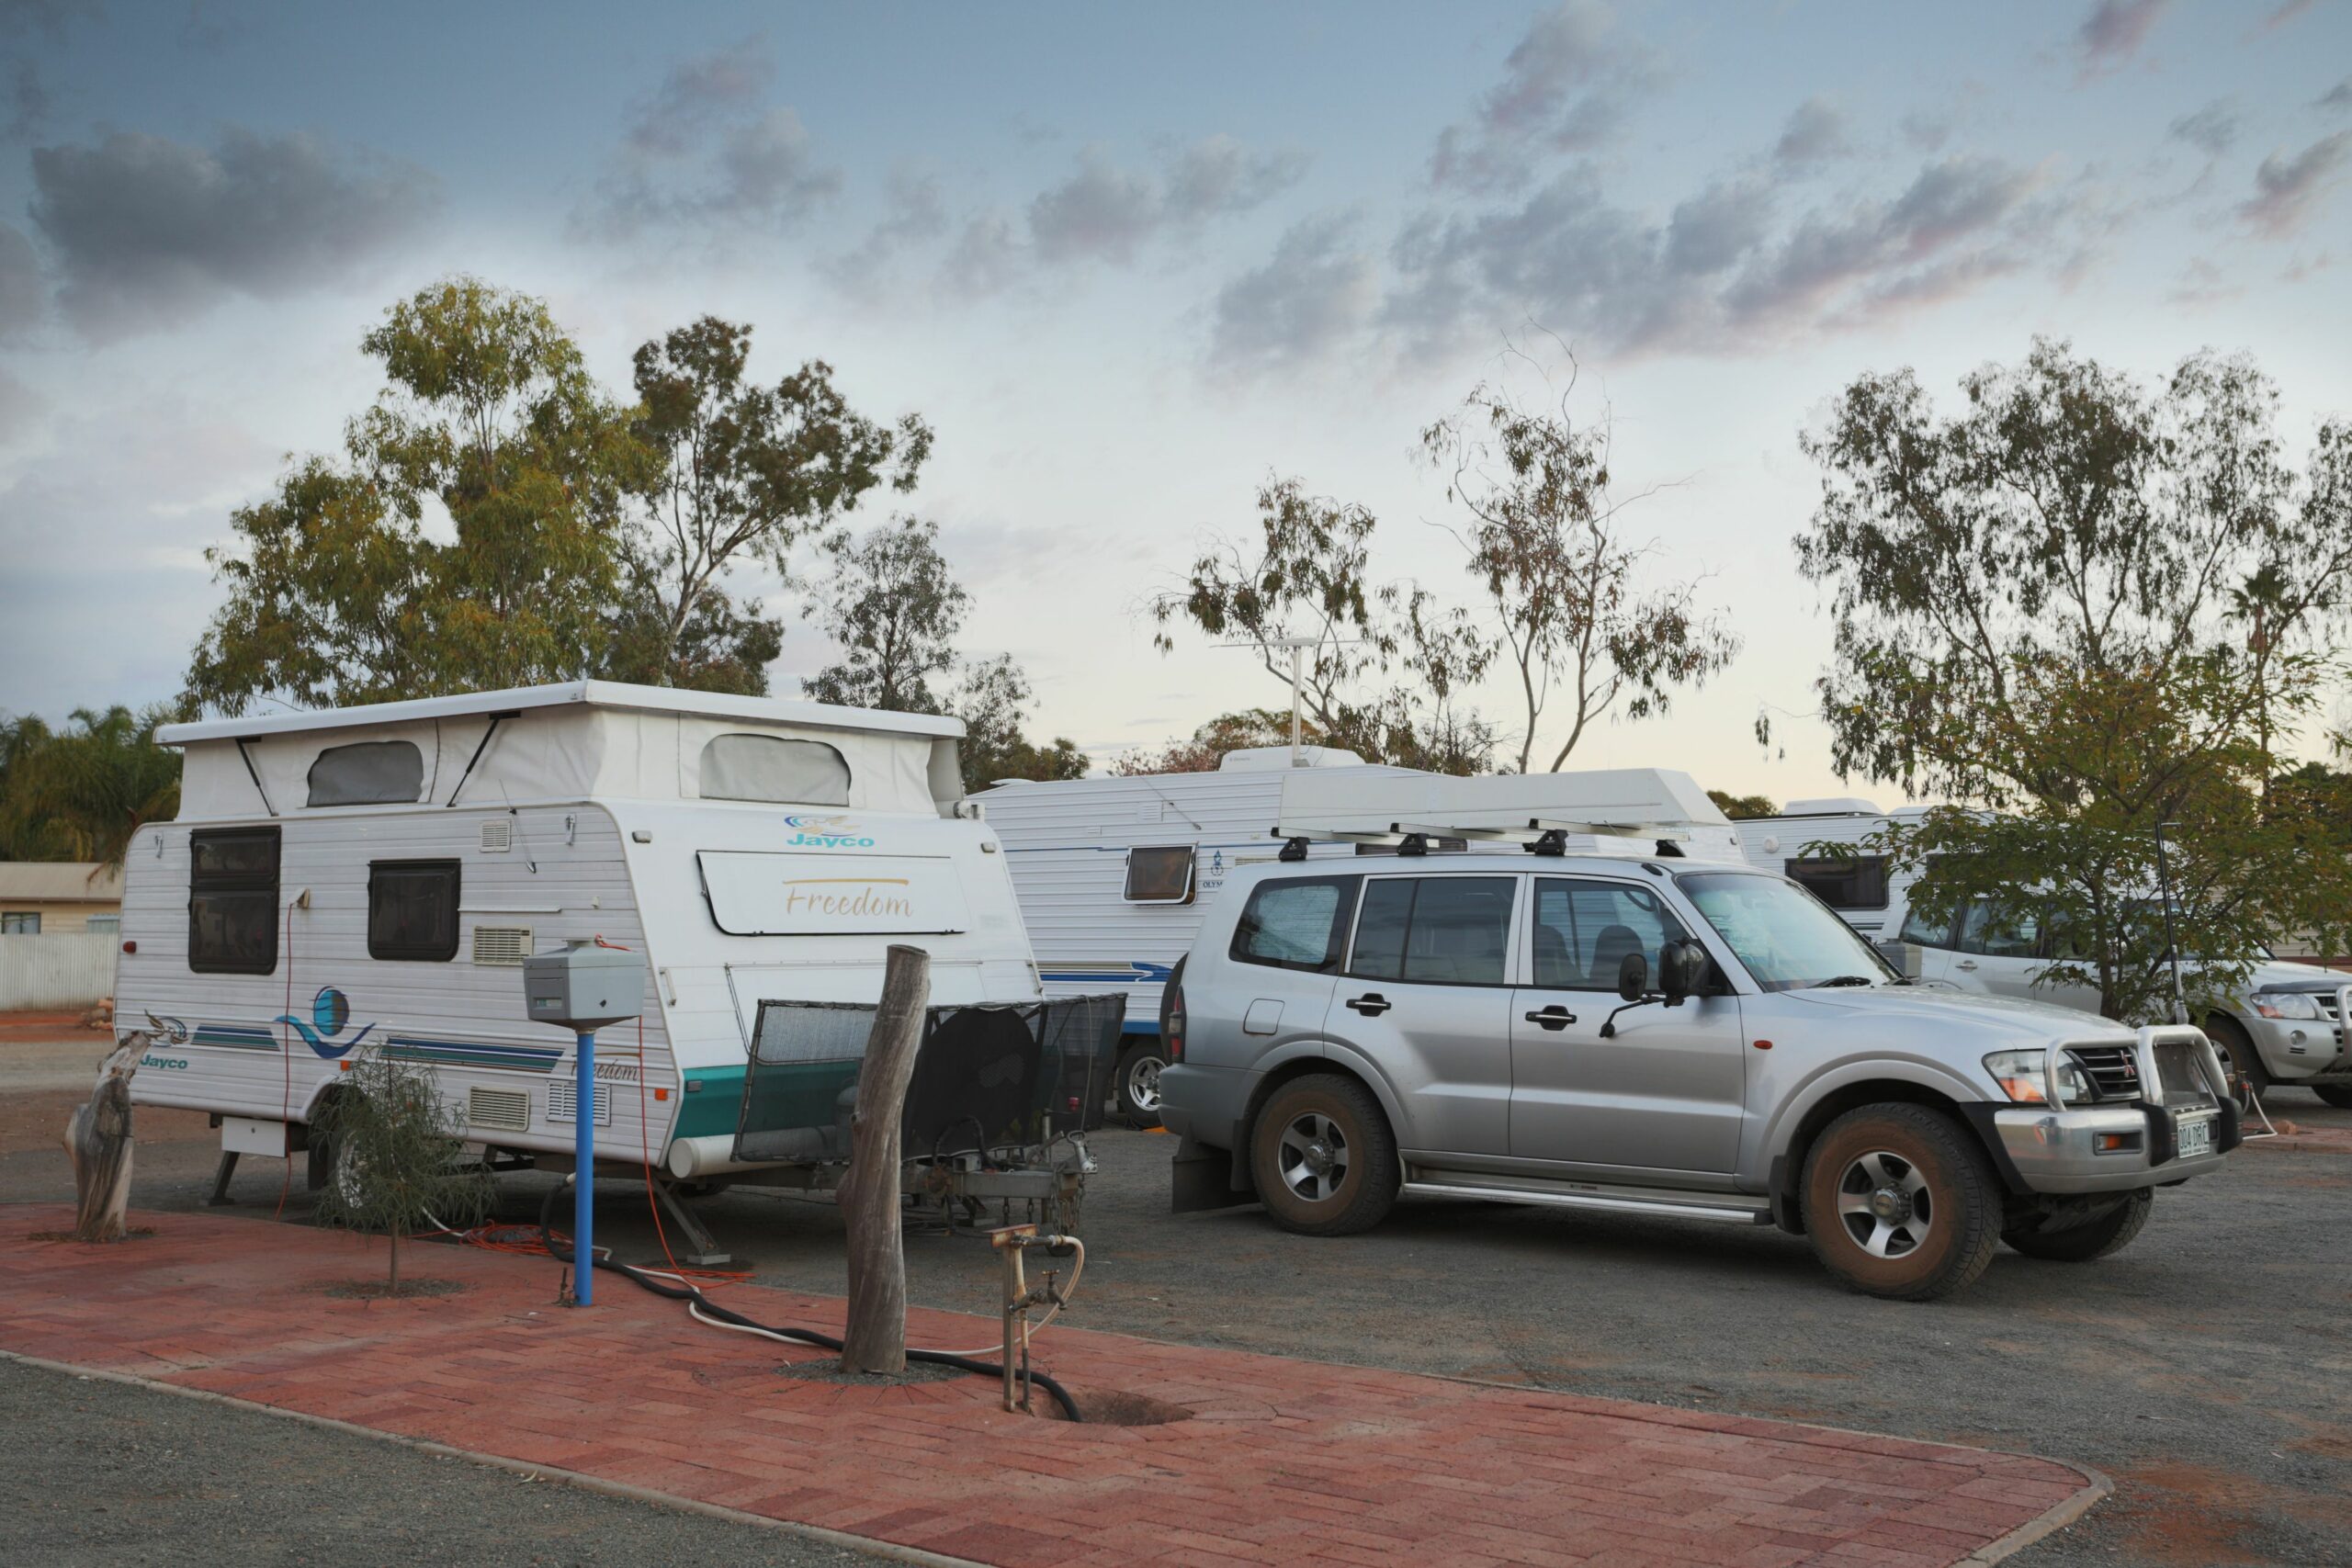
523;942;645;1032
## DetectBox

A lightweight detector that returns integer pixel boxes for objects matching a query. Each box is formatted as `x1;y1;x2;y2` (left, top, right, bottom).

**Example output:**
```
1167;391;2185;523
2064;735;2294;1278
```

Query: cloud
578;39;839;240
1164;134;1310;222
1207;213;1377;376
825;167;950;293
0;368;40;443
28;127;438;341
1428;1;1657;192
2167;100;2240;156
2075;0;2169;78
0;220;44;340
1028;153;1161;265
2239;130;2351;236
2321;77;2352;114
1773;97;1849;167
1385;154;2043;362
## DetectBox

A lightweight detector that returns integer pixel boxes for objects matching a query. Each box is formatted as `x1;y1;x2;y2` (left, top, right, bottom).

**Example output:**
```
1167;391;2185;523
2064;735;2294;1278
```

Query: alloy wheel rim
1277;1111;1349;1201
1126;1054;1163;1112
1835;1149;1933;1258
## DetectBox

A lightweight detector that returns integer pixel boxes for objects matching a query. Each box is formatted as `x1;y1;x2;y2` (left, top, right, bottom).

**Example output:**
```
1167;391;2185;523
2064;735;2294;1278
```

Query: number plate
2176;1113;2215;1159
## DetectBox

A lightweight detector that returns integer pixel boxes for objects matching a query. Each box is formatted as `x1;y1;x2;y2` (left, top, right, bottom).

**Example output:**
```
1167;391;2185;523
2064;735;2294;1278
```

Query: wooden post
65;1037;142;1244
838;944;931;1373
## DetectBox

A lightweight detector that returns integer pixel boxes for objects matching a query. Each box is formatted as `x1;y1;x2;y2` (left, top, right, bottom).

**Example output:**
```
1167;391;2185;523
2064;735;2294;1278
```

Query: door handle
1955;960;1978;971
1523;1006;1577;1031
1345;992;1392;1017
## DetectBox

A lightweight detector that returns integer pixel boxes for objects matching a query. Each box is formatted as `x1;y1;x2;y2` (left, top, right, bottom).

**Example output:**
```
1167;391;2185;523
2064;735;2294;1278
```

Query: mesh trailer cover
732;993;1126;1166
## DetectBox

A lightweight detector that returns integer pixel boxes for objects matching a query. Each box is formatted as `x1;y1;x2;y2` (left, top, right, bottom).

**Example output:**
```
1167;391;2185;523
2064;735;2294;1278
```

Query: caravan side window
1124;846;1196;905
308;740;425;807
368;860;460;961
700;734;852;806
189;828;279;974
1783;855;1890;910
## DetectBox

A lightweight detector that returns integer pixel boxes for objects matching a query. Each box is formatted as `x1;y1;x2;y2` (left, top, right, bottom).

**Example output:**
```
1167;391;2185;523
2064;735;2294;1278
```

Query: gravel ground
6;1027;2350;1567
0;1359;884;1568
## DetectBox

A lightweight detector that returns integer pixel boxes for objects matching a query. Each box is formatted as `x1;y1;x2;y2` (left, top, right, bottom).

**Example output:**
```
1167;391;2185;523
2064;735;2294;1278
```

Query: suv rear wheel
2002;1189;2153;1261
1801;1104;2002;1301
1250;1074;1398;1236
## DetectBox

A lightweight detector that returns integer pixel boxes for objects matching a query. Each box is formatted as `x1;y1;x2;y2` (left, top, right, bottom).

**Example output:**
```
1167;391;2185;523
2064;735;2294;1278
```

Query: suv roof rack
1270;766;1724;860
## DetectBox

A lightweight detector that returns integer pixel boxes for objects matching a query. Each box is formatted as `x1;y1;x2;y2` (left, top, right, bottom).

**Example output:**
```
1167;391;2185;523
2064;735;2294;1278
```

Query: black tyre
2206;1015;2268;1109
2003;1189;2154;1262
1115;1040;1168;1129
1800;1103;2003;1301
2310;1085;2352;1110
1250;1074;1399;1237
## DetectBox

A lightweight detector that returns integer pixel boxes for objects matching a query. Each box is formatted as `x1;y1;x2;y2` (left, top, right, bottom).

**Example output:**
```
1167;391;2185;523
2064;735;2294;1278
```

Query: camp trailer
114;682;1118;1255
979;751;1744;1123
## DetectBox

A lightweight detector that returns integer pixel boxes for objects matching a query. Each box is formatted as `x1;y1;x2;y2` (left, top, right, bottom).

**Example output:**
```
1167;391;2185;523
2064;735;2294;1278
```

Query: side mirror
1659;940;1708;1004
1616;952;1650;1003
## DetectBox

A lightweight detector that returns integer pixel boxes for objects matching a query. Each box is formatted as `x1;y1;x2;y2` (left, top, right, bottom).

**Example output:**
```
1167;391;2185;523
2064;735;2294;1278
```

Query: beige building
0;863;126;936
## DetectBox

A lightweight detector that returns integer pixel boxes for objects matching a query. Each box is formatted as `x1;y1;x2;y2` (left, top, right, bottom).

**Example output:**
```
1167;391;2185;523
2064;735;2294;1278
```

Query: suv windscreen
1348;876;1514;986
1679;871;1895;991
1531;878;1690;990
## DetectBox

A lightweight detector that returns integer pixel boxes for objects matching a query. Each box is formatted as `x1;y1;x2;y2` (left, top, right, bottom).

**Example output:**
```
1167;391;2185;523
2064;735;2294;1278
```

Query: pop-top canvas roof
156;681;964;746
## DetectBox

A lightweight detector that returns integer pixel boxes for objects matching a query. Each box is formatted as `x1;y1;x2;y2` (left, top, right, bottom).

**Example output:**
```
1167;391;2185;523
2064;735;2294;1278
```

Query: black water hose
534;1182;1082;1421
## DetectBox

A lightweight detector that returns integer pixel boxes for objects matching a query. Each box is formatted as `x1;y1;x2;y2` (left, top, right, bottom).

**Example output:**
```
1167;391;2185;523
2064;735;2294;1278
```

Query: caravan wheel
1117;1042;1166;1129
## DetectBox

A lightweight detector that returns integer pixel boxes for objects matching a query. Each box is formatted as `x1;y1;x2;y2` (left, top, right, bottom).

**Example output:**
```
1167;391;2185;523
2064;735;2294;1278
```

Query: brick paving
0;1204;2101;1567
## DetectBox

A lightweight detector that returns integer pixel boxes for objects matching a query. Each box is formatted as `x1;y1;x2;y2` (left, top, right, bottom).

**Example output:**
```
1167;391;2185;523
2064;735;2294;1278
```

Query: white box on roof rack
1274;767;1742;860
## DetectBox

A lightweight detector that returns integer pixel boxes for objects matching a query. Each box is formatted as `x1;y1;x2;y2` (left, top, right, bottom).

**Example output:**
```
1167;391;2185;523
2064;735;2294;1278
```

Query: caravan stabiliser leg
531;1184;1083;1422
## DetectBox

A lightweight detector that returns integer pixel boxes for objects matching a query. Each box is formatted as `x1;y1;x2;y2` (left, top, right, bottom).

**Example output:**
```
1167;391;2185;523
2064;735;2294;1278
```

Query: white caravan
115;682;1057;1232
1736;800;2352;1106
981;750;1742;1122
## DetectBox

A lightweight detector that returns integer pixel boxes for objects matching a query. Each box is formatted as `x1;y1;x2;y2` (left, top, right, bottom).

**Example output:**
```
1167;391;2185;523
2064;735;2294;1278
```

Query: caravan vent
548;1081;613;1126
480;819;513;852
468;1087;531;1133
472;926;532;966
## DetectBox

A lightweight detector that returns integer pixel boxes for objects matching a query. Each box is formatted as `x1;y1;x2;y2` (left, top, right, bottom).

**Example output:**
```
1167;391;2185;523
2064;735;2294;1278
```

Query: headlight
2251;991;2322;1021
1984;1049;2093;1105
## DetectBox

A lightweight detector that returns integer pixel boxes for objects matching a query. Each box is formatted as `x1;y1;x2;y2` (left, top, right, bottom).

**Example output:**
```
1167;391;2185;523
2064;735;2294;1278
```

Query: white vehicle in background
981;752;1745;1125
1735;800;2352;1109
112;682;1103;1255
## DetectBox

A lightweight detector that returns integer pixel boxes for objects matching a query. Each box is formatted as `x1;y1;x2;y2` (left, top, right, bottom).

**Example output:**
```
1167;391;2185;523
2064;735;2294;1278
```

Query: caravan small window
700;734;851;806
368;860;460;961
1783;855;1890;910
189;828;279;974
1124;846;1196;905
307;741;425;807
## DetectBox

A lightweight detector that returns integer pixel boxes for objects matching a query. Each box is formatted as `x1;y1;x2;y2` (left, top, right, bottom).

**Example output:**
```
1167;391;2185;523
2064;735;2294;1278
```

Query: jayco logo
138;1054;189;1071
274;986;379;1060
782;814;876;848
777;877;912;919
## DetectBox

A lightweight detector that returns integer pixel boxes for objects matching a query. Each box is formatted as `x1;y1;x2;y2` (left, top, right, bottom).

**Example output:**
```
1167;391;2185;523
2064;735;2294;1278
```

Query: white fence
0;932;119;1010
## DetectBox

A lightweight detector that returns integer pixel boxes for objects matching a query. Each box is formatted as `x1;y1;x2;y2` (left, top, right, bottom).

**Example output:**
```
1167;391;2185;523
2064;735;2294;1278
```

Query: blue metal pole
573;1029;594;1306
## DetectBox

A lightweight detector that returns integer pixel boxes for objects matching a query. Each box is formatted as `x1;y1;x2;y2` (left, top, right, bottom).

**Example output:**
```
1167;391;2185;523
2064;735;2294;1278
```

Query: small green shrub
311;1047;496;1293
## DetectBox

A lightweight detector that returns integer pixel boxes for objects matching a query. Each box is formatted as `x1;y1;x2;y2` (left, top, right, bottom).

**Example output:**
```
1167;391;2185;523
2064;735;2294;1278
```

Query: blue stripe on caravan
381;1036;566;1074
191;1026;280;1052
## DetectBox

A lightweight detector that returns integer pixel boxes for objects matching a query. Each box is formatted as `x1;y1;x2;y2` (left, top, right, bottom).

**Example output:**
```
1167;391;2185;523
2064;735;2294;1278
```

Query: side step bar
1403;1177;1770;1225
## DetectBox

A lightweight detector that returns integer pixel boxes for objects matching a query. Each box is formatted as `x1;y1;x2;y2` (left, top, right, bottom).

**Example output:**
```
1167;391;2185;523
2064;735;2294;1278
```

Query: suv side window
1897;904;1957;947
1228;874;1361;972
1346;875;1515;987
1531;877;1690;990
1958;897;2041;958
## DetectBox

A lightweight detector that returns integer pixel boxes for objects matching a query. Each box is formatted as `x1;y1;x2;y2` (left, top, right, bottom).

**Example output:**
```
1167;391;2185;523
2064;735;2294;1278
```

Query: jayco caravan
116;682;1105;1247
981;750;1742;1123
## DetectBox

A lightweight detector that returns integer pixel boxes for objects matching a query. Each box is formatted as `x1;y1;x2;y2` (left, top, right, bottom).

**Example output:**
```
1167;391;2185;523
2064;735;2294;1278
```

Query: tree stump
838;945;931;1374
65;1036;143;1243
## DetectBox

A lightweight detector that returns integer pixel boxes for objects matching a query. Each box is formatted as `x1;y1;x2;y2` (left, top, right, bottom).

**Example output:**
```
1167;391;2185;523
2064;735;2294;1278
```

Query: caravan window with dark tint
699;734;851;805
368;860;460;961
307;740;424;807
188;828;278;974
1124;846;1196;904
1784;855;1890;910
1229;874;1360;972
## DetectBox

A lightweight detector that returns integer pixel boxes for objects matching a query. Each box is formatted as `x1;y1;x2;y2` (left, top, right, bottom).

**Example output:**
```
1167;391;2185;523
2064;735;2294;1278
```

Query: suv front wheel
1250;1074;1399;1236
1800;1103;2002;1301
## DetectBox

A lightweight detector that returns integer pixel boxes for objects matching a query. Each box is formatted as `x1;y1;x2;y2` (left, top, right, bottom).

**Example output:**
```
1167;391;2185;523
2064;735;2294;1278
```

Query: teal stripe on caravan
191;1025;279;1052
381;1036;565;1074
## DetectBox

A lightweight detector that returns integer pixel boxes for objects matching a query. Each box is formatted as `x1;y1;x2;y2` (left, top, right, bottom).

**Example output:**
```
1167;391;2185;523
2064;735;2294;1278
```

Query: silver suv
1159;853;2238;1300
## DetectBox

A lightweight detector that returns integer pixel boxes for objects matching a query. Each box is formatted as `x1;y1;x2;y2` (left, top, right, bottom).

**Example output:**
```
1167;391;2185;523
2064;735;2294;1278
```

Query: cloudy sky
2;0;2348;804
